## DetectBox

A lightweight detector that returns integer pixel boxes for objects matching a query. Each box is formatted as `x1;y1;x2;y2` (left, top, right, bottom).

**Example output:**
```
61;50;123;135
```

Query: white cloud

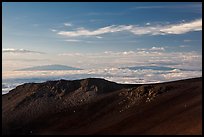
150;47;165;51
58;52;82;56
2;48;44;54
64;23;72;26
137;48;147;51
146;22;151;25
122;51;135;55
104;51;113;54
62;39;94;43
58;25;127;37
179;45;189;48
57;19;202;37
159;19;202;34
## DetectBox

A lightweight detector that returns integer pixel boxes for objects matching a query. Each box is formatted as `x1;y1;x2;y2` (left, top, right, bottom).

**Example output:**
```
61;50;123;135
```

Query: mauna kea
15;64;82;71
2;77;202;135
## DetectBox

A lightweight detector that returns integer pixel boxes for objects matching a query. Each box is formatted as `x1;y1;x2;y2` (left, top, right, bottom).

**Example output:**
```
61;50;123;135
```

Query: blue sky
2;2;202;72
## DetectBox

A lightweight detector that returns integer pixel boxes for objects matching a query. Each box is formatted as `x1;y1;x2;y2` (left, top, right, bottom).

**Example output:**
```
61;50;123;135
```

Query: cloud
137;48;148;51
3;65;202;87
57;50;201;71
64;23;72;26
159;19;202;34
146;22;151;25
58;49;201;68
58;25;127;37
51;29;57;32
58;19;202;37
131;4;202;10
150;47;165;51
6;58;49;62
129;19;202;35
132;6;167;9
3;49;201;87
122;51;135;55
179;45;189;48
58;52;82;56
96;36;103;39
2;48;44;54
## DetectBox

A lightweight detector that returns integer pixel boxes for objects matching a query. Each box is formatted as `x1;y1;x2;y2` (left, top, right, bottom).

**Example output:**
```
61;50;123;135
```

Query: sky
2;2;202;84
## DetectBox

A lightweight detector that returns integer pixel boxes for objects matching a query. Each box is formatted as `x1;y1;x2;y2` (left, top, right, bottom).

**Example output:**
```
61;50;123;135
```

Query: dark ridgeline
2;77;202;135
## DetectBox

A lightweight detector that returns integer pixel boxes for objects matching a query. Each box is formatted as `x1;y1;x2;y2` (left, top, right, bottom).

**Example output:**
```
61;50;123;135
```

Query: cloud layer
58;19;202;37
3;48;44;54
2;65;202;94
3;47;202;94
57;47;202;72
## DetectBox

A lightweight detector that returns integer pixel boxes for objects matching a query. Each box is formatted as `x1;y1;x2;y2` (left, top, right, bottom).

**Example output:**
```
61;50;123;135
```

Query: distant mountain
16;64;82;71
2;77;202;135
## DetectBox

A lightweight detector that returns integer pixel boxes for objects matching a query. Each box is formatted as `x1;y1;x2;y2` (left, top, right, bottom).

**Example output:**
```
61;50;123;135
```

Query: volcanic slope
2;77;202;135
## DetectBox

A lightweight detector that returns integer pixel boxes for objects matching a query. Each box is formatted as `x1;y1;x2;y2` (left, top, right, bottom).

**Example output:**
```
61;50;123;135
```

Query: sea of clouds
2;66;202;95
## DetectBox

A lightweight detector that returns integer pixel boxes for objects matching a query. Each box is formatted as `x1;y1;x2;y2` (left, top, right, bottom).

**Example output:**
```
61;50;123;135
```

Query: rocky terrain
2;77;202;135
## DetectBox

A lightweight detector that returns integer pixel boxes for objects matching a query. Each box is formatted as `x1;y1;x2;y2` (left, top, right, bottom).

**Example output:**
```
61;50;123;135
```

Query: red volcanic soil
2;77;202;135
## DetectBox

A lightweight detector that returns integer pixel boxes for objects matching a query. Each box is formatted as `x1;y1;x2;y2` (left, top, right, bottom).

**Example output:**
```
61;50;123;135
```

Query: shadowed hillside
2;77;202;135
